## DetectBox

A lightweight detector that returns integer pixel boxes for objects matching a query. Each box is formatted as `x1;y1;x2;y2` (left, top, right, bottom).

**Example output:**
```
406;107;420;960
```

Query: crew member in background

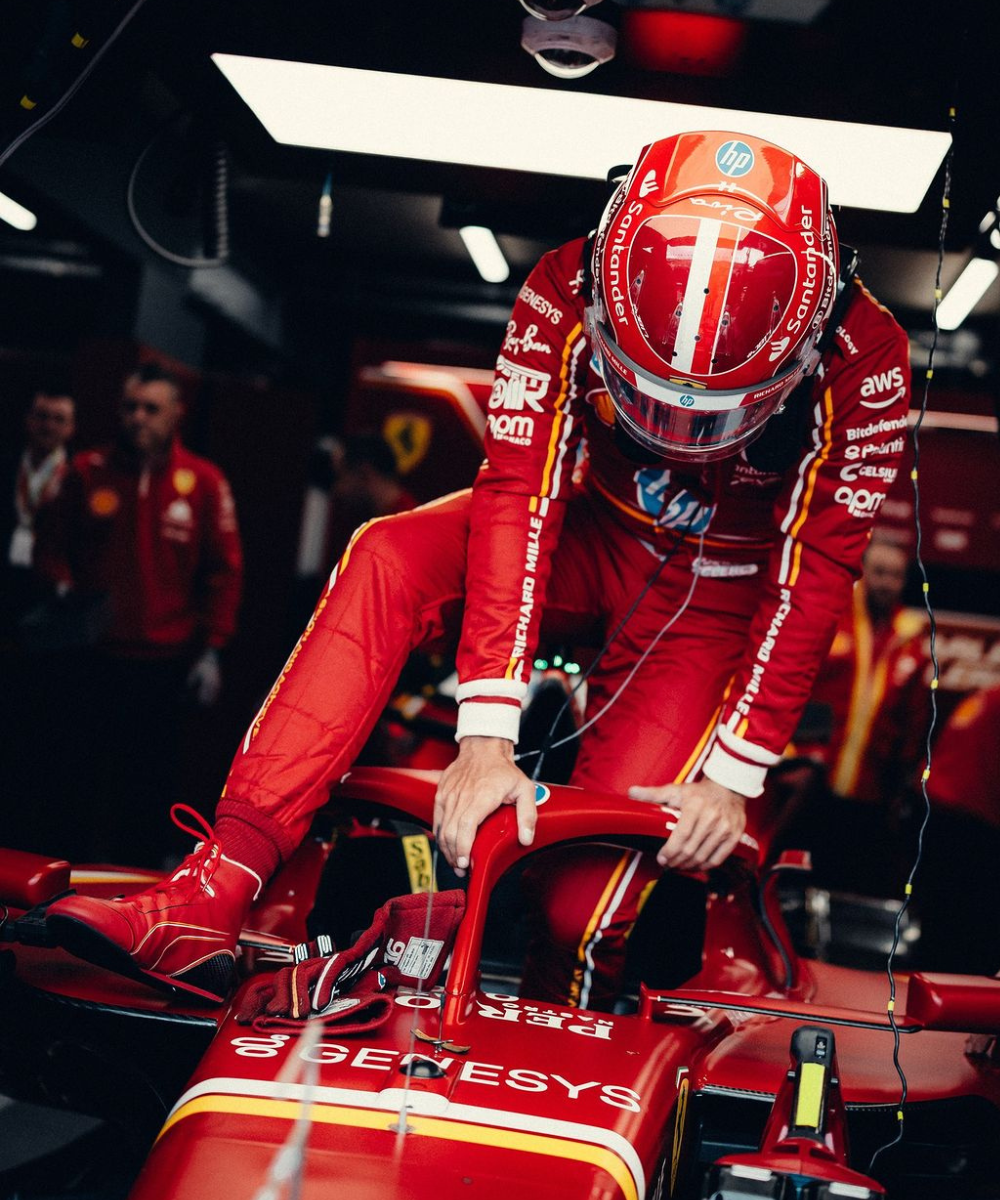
330;432;418;539
915;683;1000;975
779;533;930;895
1;385;76;638
45;132;912;1011
289;430;418;642
33;361;243;866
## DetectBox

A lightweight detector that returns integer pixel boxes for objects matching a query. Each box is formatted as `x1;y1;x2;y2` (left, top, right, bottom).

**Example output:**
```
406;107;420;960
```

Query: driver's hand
434;736;537;876
628;778;747;872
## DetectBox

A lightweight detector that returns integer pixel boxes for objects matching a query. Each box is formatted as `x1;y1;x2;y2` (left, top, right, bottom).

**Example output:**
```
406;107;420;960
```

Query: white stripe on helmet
672;218;721;374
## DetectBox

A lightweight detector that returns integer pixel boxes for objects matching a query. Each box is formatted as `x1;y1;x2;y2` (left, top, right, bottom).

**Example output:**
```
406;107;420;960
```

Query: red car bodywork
2;769;999;1199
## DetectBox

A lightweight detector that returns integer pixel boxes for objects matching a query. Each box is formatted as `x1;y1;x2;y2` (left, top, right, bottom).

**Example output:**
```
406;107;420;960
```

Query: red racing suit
34;438;243;657
220;238;910;1006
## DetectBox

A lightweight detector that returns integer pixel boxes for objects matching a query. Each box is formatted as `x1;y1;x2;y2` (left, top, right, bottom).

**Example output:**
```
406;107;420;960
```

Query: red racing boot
45;805;264;1004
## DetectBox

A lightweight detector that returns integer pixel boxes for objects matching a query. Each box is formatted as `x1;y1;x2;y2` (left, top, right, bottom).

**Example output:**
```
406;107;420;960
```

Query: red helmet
588;130;840;463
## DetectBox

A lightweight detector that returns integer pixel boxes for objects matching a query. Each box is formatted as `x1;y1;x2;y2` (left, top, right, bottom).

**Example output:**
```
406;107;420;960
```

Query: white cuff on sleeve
455;678;527;703
702;742;769;799
456;700;522;743
717;721;782;765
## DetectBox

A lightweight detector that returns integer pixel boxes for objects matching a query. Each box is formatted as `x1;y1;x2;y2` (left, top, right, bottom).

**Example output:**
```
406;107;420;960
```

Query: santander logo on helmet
588;130;840;463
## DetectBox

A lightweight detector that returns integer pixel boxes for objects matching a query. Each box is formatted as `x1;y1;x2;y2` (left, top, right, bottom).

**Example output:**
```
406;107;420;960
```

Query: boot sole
48;913;232;1005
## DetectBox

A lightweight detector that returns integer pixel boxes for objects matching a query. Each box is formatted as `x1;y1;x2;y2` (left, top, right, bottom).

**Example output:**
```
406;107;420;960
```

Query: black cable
0;0;151;172
126;118;230;268
757;873;795;991
867;102;954;1178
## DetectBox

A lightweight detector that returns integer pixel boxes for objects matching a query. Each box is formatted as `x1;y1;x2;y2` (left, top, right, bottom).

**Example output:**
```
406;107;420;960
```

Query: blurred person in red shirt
289;430;418;639
305;430;422;764
32;362;243;866
324;431;418;564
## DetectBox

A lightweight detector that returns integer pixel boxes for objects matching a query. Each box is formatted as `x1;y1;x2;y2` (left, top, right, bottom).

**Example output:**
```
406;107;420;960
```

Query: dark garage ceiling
0;0;998;378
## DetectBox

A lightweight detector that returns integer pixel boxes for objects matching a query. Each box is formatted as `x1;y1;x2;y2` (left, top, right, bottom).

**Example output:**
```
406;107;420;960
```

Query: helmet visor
592;322;806;463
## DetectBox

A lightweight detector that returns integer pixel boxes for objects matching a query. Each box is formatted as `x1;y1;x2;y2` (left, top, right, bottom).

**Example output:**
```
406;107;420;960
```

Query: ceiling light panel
935;257;1000;330
459;226;510;283
213;55;950;214
0;189;38;231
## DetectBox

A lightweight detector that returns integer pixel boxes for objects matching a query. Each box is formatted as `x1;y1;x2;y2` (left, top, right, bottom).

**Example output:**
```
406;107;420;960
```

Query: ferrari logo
173;468;197;495
382;413;431;475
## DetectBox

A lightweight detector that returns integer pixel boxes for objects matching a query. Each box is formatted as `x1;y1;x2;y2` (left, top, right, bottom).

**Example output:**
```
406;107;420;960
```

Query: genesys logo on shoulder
716;140;754;178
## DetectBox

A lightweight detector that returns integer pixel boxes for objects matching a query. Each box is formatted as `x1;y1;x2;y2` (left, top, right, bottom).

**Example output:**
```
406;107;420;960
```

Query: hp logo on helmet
716;141;755;178
679;395;696;408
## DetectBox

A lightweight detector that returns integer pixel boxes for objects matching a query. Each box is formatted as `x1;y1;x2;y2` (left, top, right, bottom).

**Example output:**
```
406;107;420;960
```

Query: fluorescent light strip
212;55;950;214
459;225;510;283
935;257;1000;330
0;190;37;231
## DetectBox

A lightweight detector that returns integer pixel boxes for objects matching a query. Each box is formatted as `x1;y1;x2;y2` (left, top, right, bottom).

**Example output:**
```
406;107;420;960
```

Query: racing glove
237;889;465;1028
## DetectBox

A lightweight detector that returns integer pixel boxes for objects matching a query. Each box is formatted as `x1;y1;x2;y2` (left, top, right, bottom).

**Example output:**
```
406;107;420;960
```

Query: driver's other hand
434;736;537;876
628;778;747;872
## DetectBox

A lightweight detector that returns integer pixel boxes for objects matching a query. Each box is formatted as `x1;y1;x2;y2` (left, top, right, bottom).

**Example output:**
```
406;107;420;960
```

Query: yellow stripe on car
159;1095;640;1200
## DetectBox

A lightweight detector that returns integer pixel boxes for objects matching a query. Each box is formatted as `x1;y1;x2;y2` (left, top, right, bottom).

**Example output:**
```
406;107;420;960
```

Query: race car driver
45;131;912;1009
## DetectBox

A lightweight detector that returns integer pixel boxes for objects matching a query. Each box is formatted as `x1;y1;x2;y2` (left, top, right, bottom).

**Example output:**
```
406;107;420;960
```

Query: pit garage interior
0;1;999;1197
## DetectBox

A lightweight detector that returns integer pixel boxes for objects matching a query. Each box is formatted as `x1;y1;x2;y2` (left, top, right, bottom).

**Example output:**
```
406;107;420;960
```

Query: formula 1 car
1;767;999;1200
